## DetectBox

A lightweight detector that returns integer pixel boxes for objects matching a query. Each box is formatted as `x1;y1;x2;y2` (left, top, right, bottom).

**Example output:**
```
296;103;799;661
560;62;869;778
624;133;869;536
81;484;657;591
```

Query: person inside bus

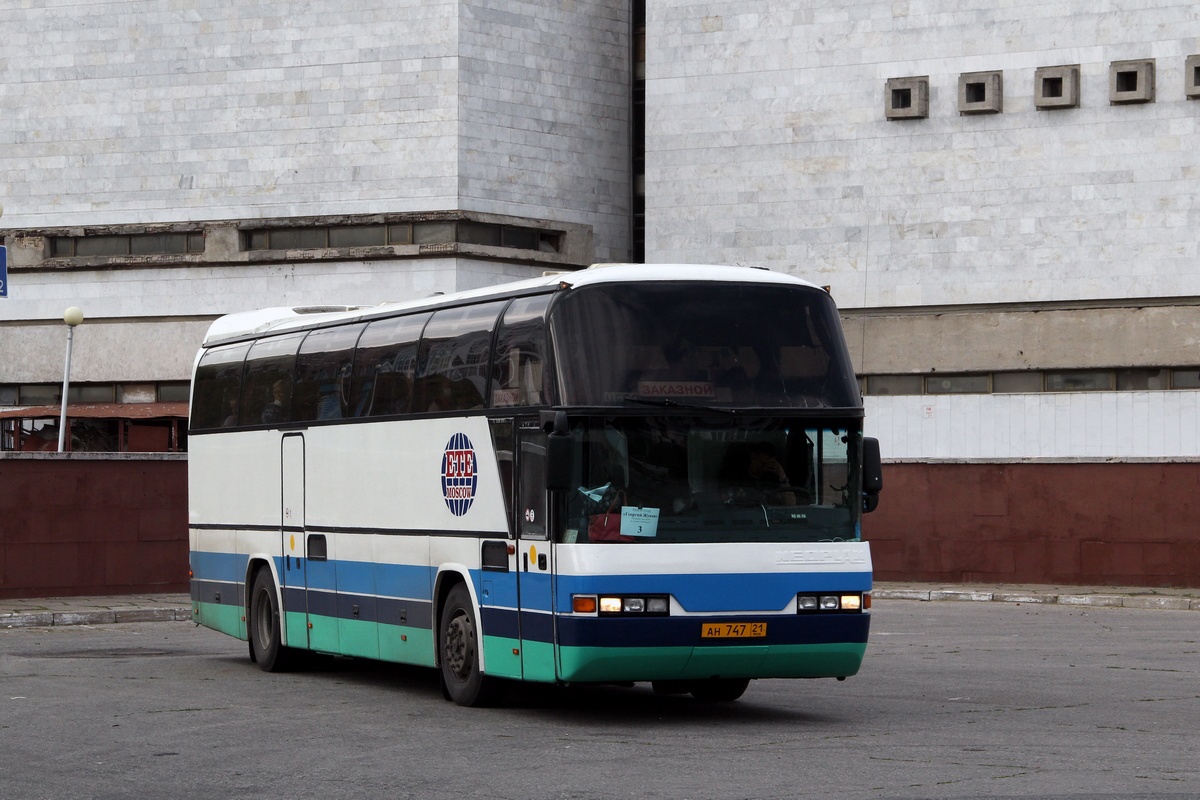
222;394;239;427
260;379;290;424
720;441;796;505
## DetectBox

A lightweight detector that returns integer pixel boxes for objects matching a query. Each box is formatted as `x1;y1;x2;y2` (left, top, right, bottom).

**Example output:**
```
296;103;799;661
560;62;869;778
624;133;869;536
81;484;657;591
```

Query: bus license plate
701;622;766;639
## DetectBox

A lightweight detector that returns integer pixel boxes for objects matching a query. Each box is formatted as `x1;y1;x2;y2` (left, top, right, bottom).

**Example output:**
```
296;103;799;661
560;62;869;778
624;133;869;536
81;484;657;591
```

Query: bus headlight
646;597;669;614
591;595;671;616
797;592;865;613
599;596;623;613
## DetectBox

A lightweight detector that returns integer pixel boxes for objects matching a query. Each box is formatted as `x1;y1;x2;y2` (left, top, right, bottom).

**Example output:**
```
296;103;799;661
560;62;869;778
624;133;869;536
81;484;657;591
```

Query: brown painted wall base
0;454;188;600
865;461;1200;588
2;455;1197;599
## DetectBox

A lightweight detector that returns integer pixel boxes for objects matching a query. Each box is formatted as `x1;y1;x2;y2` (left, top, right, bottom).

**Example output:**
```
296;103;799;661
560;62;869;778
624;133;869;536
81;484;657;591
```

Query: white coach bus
188;264;882;705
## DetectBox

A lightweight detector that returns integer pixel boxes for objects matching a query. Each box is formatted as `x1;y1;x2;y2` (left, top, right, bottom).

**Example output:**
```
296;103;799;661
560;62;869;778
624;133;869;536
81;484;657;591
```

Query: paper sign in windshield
637;381;715;398
621;506;660;538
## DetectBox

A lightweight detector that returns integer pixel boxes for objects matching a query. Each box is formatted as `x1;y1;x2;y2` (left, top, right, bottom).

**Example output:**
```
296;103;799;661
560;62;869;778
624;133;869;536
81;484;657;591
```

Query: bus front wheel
249;568;295;672
439;583;499;706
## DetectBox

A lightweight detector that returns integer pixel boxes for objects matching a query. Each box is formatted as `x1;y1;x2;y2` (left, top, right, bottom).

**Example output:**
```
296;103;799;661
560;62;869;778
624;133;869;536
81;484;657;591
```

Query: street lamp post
58;306;85;452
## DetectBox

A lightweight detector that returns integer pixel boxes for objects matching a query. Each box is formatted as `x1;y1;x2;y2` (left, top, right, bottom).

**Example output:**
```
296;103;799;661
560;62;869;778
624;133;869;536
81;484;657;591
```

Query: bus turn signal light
573;595;597;614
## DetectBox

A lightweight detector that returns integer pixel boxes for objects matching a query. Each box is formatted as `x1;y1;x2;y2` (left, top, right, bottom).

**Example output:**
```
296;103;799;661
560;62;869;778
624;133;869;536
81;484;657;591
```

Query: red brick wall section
2;457;1197;598
0;456;188;600
864;462;1200;588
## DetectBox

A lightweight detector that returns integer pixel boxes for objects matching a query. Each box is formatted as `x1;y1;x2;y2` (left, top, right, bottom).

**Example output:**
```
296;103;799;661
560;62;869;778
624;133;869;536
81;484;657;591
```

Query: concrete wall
645;1;1200;308
843;303;1200;374
458;1;631;260
0;257;547;383
1;1;462;227
1;0;629;258
866;461;1200;588
866;392;1200;460
0;454;188;599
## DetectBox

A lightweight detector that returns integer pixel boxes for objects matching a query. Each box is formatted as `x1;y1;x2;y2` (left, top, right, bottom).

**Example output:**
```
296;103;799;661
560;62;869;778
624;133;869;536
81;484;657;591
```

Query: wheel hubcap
444;612;475;679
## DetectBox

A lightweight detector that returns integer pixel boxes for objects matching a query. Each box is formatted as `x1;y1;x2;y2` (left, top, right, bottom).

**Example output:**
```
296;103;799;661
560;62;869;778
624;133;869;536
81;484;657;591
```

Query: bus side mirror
862;436;882;513
545;410;574;492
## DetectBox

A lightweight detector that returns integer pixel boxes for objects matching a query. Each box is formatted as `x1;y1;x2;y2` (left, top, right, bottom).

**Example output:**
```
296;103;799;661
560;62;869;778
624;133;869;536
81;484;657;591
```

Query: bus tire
689;678;750;702
249;567;295;673
439;582;498;706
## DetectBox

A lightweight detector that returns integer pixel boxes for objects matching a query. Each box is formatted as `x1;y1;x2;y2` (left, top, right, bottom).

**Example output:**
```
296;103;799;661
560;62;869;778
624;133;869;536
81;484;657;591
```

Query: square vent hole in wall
885;76;929;119
958;71;1002;114
1186;55;1200;99
1110;59;1155;104
1035;65;1080;109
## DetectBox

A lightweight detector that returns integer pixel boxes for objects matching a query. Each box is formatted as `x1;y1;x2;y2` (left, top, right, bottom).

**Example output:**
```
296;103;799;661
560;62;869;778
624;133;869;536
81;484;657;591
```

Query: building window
926;374;990;394
1116;369;1169;390
1172;368;1200;389
1043;371;1115;392
49;232;204;257
158;383;191;402
864;375;924;395
992;372;1043;393
241;220;561;254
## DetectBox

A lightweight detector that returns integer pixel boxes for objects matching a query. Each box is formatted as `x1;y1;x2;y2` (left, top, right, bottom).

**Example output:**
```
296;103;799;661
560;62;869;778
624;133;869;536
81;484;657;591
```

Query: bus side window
417;302;505;413
350;313;429;418
241;333;305;426
191;342;252;430
492;294;553;408
293;323;366;422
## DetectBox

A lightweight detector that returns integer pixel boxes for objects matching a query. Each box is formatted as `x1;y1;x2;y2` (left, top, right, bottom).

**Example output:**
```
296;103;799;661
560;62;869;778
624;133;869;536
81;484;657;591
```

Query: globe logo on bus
441;433;478;516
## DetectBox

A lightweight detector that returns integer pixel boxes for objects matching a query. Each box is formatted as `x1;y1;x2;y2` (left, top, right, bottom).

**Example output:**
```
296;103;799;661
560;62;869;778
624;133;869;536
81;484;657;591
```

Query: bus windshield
549;281;860;409
561;415;863;544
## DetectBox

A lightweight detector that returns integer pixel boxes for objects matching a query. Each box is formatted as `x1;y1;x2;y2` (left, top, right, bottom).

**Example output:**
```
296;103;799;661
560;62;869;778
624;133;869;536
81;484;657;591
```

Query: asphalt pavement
2;581;1197;629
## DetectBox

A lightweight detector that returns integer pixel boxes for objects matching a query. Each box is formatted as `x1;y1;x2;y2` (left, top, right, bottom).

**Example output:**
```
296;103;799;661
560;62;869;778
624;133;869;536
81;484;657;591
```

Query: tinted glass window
191;342;252;430
492;294;553;407
560;415;861;544
926;374;990;394
549;283;860;409
351;313;430;417
241;333;305;426
293;323;366;422
417;302;505;412
1044;370;1113;392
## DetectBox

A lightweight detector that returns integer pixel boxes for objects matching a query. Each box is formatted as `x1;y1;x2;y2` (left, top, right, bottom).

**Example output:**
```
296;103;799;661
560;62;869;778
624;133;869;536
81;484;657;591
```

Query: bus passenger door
515;423;556;682
282;433;336;653
281;434;314;649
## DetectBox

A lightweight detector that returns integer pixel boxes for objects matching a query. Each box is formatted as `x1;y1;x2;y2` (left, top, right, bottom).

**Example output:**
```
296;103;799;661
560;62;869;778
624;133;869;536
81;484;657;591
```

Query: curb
0;607;193;629
872;588;1199;611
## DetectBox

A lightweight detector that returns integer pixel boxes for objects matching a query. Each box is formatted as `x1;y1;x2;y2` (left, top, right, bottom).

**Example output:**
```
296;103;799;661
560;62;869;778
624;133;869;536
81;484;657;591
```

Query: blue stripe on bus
480;606;520;639
193;551;871;647
555;571;872;613
190;550;248;583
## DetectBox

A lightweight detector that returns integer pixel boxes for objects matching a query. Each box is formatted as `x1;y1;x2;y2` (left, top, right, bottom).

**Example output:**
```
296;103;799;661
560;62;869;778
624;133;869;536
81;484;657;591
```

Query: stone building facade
1;0;630;394
644;1;1200;461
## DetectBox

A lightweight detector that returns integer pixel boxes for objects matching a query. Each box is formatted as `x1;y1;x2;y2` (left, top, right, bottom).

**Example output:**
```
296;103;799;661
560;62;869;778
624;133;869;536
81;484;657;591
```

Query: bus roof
200;263;823;346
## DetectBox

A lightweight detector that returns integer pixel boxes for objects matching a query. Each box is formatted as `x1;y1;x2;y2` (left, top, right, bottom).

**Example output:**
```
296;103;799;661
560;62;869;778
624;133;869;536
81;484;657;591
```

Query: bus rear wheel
439;583;500;706
249;568;295;672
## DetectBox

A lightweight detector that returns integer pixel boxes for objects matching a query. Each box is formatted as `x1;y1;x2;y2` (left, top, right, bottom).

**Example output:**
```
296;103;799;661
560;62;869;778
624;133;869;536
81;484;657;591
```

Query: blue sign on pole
0;245;7;298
